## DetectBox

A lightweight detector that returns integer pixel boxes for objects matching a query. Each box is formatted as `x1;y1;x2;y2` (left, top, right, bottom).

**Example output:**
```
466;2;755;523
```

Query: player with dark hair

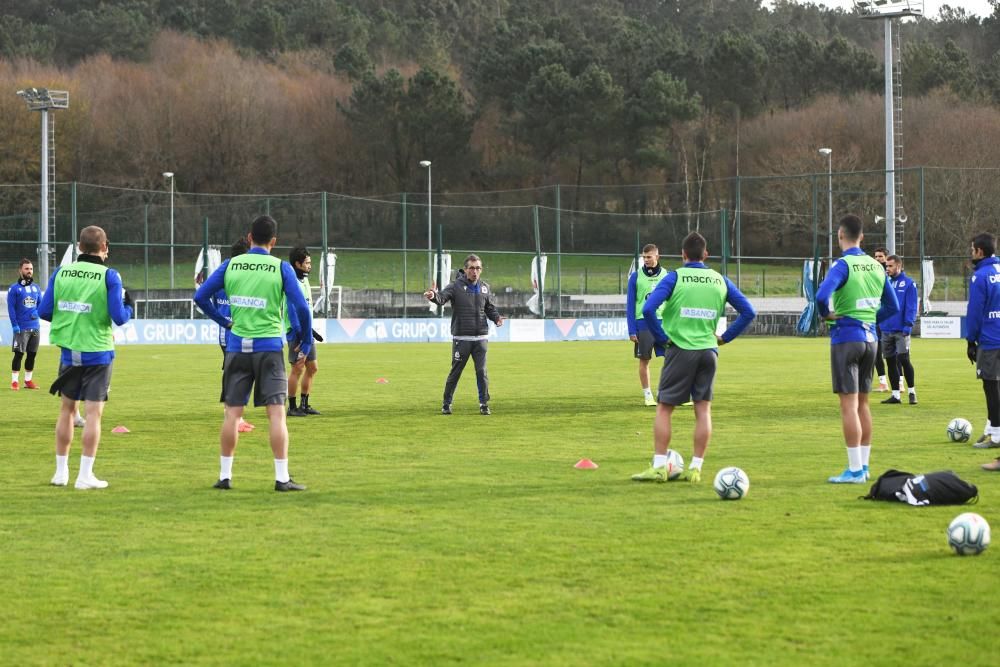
817;215;898;484
38;226;133;489
194;215;313;491
879;254;918;405
965;233;1000;462
286;246;320;417
872;247;890;392
209;237;254;433
626;244;668;406
631;232;756;483
8;258;41;390
424;254;504;415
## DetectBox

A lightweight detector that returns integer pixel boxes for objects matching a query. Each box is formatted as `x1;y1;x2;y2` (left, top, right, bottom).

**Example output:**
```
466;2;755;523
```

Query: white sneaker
74;475;108;490
74;415;86;428
50;472;69;486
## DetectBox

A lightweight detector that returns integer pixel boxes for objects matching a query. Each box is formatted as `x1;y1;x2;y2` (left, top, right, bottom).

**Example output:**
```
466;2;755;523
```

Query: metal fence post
321;191;329;317
534;205;544;319
401;192;408;318
144;204;149;310
720;208;728;277
70;181;77;261
734;175;742;287
555;184;562;317
919;166;926;313
436;224;444;318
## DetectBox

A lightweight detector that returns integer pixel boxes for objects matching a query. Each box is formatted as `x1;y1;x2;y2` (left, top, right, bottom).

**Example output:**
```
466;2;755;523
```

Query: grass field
3;338;998;665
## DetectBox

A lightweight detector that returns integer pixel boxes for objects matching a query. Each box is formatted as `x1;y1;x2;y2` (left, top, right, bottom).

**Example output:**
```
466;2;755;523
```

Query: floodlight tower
853;0;922;256
16;87;69;286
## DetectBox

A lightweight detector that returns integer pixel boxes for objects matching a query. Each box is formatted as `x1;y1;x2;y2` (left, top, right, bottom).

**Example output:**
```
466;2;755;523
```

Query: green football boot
680;467;702;483
631;466;669;483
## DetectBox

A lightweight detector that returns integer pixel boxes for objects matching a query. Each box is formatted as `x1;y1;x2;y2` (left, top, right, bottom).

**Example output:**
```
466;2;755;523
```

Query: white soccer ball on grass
947;512;990;556
946;418;972;443
713;466;750;500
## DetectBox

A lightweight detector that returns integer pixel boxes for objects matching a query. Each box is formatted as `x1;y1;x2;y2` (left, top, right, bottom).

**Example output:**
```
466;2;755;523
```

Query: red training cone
111;425;130;433
574;458;598;469
375;377;389;384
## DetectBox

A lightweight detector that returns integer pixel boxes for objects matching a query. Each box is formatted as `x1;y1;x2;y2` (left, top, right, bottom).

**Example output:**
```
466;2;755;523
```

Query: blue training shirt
881;270;918;335
966;256;1000;350
641;261;757;349
816;247;899;345
193;247;313;356
7;280;42;332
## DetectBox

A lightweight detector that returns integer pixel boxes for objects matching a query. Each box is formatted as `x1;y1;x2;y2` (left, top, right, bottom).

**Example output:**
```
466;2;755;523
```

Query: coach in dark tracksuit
424;254;504;415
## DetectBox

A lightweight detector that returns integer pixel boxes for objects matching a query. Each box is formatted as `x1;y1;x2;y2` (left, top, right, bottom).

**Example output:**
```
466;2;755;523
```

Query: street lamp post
419;160;432;289
15;87;69;288
818;148;832;263
163;172;175;289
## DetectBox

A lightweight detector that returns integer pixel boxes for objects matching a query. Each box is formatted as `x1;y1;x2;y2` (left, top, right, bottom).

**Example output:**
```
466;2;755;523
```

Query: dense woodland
1;0;1000;256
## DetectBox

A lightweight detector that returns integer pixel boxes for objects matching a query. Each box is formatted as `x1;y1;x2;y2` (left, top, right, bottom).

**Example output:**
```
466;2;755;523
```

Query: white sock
55;454;69;476
24;370;32;381
879;375;887;385
643;387;653;397
690;456;704;471
891;390;900;399
909;387;916;396
652;454;669;468
846;447;863;473
11;372;18;383
274;458;290;483
860;445;871;468
79;454;95;480
220;456;233;480
990;427;1000;444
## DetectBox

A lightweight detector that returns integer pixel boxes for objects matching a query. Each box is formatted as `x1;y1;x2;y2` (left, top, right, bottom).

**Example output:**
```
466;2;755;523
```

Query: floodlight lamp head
818;148;832;156
419;160;431;168
874;215;886;224
163;172;174;179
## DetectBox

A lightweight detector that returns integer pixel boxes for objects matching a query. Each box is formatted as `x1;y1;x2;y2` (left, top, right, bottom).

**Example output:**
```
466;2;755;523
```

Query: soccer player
872;247;890;392
817;215;898;484
626;244;668;406
210;237;255;433
37;226;133;489
964;233;1000;459
424;254;504;415
880;254;918;405
286;246;320;417
630;232;756;483
8;258;42;390
194;215;313;491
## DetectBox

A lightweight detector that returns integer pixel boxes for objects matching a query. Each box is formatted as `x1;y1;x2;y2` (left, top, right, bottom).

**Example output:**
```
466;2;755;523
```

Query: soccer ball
665;449;684;481
947;512;991;556
946;418;973;443
713;466;750;500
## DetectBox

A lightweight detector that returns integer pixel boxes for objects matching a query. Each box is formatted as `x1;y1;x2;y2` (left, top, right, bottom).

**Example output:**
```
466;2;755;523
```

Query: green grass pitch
2;338;998;665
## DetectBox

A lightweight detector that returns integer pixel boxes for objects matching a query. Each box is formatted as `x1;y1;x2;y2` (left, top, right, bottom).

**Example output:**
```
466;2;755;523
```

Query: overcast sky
773;1;994;19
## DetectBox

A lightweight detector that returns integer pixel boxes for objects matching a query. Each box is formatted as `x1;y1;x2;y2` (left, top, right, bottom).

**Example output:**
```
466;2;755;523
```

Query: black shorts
633;329;656;360
881;332;910;357
287;344;317;365
221;351;287;407
55;362;113;402
12;329;40;355
977;348;1000;381
657;346;717;405
831;341;877;394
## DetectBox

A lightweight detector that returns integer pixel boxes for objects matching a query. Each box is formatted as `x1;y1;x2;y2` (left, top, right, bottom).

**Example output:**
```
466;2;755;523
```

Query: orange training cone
111;425;130;433
574;458;598;469
375;377;389;384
